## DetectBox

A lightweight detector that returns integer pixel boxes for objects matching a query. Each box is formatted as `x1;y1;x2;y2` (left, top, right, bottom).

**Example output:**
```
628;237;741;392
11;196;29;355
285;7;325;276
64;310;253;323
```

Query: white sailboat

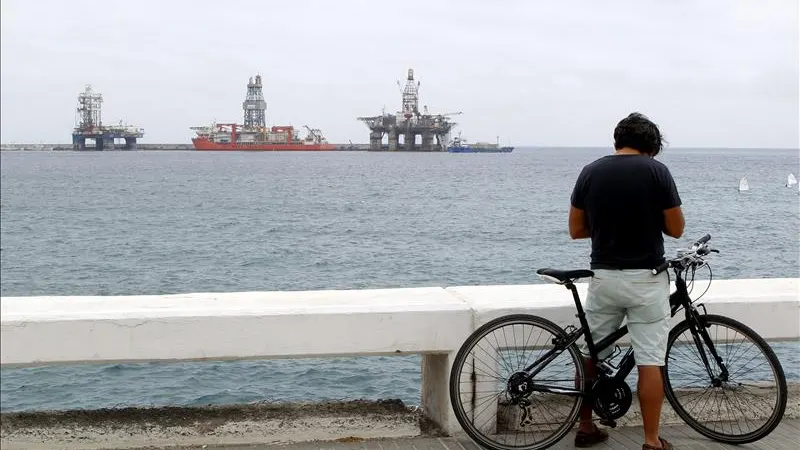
786;173;797;187
738;177;750;192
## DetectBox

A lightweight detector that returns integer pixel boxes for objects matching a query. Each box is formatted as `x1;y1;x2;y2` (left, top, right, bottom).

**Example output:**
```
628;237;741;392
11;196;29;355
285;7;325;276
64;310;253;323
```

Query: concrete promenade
3;386;798;449
213;420;800;450
4;416;798;449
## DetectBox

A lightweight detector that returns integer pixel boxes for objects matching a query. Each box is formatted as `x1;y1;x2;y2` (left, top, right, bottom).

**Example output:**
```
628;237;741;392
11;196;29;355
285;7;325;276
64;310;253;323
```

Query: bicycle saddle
536;268;594;283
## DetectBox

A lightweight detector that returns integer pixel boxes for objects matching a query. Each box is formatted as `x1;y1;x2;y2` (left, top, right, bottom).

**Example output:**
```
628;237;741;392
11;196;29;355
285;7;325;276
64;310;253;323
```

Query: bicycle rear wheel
663;314;787;444
449;314;586;450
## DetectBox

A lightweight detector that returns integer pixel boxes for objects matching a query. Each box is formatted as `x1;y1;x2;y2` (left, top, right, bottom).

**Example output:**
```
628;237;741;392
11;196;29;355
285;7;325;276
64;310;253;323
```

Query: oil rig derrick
243;75;267;129
71;85;144;150
357;69;461;151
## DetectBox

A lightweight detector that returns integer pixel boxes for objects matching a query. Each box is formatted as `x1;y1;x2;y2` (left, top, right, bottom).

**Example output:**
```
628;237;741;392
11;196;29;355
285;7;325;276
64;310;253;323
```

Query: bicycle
449;234;787;450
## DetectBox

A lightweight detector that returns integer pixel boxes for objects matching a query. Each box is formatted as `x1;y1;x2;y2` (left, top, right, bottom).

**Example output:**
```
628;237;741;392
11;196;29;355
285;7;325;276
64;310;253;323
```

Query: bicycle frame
520;268;729;397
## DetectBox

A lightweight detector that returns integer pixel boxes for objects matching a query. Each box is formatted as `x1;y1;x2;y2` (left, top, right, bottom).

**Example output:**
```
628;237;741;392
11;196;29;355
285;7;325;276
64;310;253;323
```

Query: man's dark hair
613;112;665;156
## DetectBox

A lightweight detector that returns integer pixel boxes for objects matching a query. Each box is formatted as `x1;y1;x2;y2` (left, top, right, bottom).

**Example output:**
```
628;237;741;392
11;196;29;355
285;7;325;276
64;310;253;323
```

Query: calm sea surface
1;148;798;412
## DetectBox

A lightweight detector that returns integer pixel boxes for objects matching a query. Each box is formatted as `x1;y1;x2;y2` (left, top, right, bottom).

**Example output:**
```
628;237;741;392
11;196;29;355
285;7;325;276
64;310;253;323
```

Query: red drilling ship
190;75;335;151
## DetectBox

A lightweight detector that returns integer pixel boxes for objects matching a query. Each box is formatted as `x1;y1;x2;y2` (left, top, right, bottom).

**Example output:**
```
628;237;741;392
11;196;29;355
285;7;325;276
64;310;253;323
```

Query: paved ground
194;419;799;450
4;396;797;449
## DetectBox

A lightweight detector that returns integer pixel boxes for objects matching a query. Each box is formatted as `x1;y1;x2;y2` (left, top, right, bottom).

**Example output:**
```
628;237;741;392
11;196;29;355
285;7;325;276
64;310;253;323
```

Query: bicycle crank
591;378;633;424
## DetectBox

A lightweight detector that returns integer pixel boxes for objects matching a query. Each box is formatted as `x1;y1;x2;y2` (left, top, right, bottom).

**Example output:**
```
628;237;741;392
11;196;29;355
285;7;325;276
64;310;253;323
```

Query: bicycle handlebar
694;234;711;247
652;260;670;275
652;234;718;275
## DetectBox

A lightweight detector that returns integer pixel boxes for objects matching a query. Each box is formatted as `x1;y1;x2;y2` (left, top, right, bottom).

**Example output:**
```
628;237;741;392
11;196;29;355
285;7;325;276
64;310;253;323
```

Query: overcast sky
1;0;798;147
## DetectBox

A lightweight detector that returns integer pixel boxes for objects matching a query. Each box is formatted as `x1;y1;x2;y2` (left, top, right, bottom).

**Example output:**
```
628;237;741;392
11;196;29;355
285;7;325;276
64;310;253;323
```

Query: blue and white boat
447;134;513;153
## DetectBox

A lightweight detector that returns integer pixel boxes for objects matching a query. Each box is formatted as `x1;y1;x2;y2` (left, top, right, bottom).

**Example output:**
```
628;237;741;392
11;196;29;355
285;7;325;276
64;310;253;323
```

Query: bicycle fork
686;307;730;385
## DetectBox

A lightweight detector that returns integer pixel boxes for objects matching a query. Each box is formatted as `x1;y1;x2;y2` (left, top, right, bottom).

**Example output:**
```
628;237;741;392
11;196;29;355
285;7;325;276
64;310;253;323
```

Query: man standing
568;112;684;450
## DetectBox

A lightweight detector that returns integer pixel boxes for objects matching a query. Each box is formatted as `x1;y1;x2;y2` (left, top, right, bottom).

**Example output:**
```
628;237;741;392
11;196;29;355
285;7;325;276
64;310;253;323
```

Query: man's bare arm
663;206;685;238
569;206;591;239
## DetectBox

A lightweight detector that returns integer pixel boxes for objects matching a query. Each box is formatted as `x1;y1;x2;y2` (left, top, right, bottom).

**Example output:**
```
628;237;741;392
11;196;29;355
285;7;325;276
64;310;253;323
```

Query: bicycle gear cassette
591;378;633;421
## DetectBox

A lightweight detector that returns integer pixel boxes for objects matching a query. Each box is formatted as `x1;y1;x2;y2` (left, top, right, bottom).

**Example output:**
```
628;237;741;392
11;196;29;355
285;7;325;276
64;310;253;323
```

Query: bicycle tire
449;314;585;450
663;314;787;444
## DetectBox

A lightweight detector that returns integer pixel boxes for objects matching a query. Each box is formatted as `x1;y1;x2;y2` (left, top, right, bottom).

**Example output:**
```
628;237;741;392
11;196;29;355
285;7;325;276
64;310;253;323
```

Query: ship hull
447;146;514;153
192;138;335;151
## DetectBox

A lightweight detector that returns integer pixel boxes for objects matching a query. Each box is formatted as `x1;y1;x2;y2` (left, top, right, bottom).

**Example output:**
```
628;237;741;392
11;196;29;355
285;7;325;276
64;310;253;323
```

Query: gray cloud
1;0;797;147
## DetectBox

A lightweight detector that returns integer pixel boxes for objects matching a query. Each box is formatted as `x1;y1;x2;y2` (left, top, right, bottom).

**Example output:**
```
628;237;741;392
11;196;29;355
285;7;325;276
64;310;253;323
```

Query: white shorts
581;268;671;366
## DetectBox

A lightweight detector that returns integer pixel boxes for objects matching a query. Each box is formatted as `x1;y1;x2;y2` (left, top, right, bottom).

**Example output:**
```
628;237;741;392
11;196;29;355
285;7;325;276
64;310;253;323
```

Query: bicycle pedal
598;419;617;428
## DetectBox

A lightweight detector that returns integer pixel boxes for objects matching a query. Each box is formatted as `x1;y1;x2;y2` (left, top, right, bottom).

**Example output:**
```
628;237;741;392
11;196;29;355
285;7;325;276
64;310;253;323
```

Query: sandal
575;424;609;448
642;437;673;449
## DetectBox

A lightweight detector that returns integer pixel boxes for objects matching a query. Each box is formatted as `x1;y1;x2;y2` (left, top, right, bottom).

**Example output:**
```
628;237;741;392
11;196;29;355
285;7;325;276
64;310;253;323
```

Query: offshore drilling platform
72;85;144;150
358;69;461;151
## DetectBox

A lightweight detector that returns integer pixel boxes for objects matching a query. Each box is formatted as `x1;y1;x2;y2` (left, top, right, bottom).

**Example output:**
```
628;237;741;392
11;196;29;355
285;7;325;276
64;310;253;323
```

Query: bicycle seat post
565;280;599;361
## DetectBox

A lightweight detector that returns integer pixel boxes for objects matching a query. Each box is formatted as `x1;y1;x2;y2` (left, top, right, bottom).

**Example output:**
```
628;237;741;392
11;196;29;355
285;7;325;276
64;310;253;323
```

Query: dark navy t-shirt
570;154;682;270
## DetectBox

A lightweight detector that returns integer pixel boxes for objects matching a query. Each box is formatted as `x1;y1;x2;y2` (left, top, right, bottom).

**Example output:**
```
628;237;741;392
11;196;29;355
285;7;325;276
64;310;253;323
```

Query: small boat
738;177;750;192
786;173;797;187
447;134;513;153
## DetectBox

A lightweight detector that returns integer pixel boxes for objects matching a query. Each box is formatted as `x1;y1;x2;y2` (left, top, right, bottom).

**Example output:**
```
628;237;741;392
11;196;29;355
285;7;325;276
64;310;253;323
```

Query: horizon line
2;143;799;151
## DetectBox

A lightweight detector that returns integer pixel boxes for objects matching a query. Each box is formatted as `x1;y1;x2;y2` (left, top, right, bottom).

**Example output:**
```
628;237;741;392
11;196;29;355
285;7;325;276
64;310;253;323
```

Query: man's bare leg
574;355;611;447
578;356;596;433
638;365;665;448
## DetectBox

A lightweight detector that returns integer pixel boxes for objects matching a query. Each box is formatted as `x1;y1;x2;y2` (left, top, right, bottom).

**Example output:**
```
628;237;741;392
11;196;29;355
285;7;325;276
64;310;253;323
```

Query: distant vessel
447;135;513;153
738;177;750;192
190;75;335;152
191;123;335;151
786;173;797;187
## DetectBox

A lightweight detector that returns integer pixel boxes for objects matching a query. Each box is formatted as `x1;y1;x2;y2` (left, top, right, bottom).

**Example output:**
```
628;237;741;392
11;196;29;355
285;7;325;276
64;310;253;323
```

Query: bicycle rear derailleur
505;372;539;428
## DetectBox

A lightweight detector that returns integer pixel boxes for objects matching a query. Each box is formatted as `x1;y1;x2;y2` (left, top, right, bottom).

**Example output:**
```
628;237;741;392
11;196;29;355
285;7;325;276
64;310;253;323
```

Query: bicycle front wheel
449;314;586;450
663;314;787;444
